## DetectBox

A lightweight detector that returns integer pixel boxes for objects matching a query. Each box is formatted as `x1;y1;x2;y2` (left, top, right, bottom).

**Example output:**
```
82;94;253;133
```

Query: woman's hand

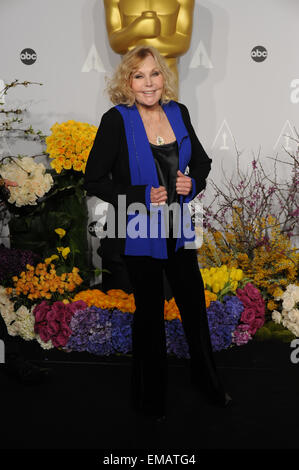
3;179;18;187
150;185;167;205
176;170;192;195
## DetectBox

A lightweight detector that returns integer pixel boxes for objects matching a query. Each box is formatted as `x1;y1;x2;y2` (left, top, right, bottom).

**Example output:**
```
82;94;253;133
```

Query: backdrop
1;0;298;285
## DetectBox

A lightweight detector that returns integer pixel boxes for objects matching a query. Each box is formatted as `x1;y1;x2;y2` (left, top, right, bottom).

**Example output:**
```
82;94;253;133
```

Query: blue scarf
116;100;195;258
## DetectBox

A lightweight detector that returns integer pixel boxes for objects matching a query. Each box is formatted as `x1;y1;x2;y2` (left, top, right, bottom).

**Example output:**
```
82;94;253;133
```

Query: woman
84;45;232;421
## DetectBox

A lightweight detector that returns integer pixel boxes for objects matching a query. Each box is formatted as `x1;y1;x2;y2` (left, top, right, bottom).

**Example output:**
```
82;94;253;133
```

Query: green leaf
254;326;272;341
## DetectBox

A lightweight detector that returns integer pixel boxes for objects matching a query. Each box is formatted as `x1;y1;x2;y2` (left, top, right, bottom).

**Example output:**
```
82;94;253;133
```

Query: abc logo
251;46;268;62
20;48;37;65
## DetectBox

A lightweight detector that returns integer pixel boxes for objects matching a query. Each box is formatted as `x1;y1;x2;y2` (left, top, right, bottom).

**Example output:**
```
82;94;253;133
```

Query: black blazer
83;101;212;255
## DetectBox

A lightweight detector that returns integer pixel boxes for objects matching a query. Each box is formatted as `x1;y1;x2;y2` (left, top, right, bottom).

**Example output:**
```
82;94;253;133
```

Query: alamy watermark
290;339;299;364
92;195;204;249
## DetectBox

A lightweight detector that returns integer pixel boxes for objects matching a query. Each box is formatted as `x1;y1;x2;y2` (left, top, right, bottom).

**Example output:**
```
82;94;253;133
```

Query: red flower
236;282;265;335
33;300;80;346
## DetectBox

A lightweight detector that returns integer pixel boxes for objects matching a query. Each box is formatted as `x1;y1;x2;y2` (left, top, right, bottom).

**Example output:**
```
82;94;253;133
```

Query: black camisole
150;140;179;238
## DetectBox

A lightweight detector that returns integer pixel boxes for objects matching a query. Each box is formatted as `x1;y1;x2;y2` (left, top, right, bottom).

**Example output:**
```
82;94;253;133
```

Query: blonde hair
105;45;178;106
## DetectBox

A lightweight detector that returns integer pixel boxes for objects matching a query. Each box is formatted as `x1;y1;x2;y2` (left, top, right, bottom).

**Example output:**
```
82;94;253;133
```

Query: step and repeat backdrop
0;0;298;285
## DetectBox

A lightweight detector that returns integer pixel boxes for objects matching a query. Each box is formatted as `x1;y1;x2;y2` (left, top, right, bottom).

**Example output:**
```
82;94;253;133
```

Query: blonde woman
84;45;232;421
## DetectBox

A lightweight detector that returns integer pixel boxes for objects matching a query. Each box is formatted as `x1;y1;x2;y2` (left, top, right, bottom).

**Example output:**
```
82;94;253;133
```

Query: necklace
156;135;165;145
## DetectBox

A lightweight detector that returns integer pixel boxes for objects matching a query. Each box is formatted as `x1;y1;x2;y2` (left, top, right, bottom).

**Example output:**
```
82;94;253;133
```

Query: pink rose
244;283;262;301
64;309;73;324
249;317;265;335
47;320;60;336
52;332;69;347
33;301;51;323
46;309;60;323
38;325;52;343
241;307;256;324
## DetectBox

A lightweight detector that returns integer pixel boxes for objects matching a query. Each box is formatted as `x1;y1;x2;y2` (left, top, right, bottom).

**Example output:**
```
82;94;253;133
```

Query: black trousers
122;237;226;413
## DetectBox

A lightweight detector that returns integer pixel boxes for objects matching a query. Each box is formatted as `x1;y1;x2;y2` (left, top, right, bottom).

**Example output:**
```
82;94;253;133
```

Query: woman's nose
145;75;152;86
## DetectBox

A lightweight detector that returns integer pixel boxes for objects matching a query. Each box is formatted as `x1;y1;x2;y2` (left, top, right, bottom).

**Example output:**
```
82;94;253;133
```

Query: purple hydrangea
206;295;244;352
63;294;247;357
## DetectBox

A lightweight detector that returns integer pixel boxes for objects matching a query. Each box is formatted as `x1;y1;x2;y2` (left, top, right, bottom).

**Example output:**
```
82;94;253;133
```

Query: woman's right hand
3;179;18;187
150;185;167;205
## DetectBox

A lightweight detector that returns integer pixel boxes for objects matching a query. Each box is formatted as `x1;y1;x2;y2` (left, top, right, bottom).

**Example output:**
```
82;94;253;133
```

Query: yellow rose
63;159;72;170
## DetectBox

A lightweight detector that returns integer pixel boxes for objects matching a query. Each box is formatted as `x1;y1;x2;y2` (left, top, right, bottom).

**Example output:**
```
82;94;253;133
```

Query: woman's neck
135;101;162;121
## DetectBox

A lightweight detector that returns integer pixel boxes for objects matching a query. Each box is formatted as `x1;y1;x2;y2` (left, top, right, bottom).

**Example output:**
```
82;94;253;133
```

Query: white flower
36;335;54;350
14;305;36;341
282;296;296;312
288;308;299;324
272;310;282;324
0;157;53;207
285;284;299;303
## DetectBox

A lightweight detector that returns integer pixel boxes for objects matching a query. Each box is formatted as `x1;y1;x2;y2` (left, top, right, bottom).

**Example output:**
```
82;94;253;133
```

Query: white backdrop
1;0;298;284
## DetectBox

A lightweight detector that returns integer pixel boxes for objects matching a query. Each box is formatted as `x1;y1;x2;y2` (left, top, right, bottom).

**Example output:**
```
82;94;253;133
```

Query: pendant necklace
140;106;165;145
156;135;165;145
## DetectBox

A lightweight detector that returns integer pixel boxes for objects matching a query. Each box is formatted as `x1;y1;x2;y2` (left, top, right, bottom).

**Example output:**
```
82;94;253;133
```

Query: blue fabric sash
115;100;195;258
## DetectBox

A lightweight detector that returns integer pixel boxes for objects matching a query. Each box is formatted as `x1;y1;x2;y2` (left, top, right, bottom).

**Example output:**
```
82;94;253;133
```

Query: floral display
72;288;136;313
0;245;41;284
0;156;53;206
65;307;132;355
45;120;97;174
200;264;247;298
33;300;87;348
6;261;83;303
207;295;244;351
272;284;299;337
0;286;53;349
235;282;265;336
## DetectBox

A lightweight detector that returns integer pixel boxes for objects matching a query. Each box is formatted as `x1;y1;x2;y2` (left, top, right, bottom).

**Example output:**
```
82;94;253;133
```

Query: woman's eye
152;71;159;76
134;75;142;79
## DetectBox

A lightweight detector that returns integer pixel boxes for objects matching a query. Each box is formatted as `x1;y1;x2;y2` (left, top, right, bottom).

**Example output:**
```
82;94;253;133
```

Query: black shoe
0;357;51;385
142;404;167;422
196;384;233;408
209;391;233;408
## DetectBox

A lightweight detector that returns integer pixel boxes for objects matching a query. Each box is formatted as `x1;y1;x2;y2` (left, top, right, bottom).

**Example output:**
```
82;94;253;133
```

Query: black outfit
84;103;230;416
83;102;212;257
150;140;179;239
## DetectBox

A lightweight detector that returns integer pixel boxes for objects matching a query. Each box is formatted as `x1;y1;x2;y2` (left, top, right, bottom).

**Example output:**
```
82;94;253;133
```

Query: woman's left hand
176;170;192;196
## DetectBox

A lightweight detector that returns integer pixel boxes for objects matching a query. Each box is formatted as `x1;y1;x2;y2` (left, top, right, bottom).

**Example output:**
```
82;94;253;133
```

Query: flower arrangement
45;120;97;174
200;264;248;298
197;140;298;321
233;282;265;343
6;261;83;305
33;300;87;348
72;288;136;313
0;157;53;206
207;295;244;351
65;307;131;355
0;286;54;348
272;284;299;337
198;215;299;310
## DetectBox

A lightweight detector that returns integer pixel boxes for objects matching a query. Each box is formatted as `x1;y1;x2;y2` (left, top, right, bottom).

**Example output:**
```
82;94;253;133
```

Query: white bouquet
272;284;299;336
0;156;53;207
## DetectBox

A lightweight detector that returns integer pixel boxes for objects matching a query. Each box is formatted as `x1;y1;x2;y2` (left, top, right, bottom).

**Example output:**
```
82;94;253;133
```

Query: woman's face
130;54;164;108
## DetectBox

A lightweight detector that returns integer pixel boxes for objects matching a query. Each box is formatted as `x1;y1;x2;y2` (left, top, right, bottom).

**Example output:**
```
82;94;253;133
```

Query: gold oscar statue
103;0;195;86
